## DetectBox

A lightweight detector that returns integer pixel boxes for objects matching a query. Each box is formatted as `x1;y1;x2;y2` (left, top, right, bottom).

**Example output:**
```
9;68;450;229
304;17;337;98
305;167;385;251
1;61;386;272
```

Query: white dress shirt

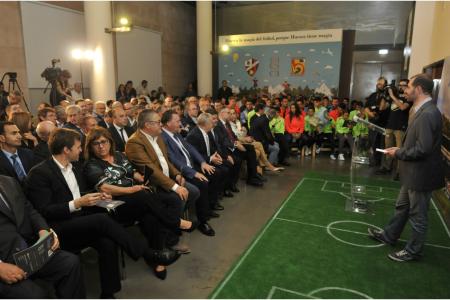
114;123;129;142
199;127;211;157
163;129;192;168
52;156;81;212
140;130;179;191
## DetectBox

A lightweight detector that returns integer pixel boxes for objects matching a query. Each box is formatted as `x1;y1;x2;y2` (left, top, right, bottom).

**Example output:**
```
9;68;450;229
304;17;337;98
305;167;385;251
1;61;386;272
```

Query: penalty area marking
267;286;372;299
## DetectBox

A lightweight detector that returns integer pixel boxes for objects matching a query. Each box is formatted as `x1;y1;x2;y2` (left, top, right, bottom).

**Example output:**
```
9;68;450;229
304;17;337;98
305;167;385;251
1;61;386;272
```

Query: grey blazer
395;100;445;192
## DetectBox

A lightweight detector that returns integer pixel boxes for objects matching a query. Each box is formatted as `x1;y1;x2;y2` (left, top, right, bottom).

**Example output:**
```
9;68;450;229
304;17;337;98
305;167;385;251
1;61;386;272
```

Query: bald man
33;121;56;165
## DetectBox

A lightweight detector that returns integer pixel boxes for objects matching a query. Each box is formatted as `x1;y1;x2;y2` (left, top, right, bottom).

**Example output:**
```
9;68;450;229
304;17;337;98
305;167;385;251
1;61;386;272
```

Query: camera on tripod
41;59;62;83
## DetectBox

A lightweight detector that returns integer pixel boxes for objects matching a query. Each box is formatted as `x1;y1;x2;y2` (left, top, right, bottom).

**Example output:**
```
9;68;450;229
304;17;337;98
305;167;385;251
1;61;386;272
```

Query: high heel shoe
153;267;167;280
181;220;198;233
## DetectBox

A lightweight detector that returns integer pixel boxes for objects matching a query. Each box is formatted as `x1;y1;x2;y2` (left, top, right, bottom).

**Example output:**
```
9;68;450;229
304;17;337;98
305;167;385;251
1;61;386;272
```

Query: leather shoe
247;178;264;187
223;190;234;197
144;248;180;266
230;185;240;193
209;211;220;218
256;173;268;182
213;203;224;211
181;220;198;233
198;222;215;236
153;268;167;280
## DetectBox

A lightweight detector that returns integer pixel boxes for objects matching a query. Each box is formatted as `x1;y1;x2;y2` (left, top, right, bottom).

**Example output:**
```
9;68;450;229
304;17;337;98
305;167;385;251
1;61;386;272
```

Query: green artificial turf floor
210;172;450;299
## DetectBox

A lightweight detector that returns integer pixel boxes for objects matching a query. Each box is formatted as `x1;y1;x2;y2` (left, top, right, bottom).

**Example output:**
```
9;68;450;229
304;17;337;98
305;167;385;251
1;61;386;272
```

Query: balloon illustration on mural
244;58;260;77
232;53;239;63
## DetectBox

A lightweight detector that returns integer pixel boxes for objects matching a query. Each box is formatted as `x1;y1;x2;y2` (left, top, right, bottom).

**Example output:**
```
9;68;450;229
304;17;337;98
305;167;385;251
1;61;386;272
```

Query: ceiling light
378;49;389;55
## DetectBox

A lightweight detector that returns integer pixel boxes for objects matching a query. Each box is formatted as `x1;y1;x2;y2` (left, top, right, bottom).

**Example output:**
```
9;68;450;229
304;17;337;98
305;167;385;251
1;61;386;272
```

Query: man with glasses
376;79;410;180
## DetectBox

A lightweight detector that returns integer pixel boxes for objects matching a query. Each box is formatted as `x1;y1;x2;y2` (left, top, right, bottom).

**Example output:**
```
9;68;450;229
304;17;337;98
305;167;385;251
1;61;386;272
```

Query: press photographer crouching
376;79;410;179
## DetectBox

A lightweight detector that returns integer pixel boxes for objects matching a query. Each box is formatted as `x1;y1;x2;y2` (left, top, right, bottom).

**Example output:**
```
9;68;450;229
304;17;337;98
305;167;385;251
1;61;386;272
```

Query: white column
84;1;116;101
196;1;213;97
408;1;436;77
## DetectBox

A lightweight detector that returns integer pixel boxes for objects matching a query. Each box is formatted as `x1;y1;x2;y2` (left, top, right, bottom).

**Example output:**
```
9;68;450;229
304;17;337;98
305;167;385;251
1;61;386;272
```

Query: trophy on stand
346;116;386;213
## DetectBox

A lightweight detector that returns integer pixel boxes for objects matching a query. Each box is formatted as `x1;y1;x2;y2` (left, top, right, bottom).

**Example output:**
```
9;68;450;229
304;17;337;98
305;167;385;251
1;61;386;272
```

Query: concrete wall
0;2;30;107
113;1;197;96
430;1;450;63
217;1;413;46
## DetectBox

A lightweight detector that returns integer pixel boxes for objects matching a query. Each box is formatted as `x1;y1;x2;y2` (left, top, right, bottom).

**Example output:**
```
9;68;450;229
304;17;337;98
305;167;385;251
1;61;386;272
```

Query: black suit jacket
24;159;89;222
0;148;34;182
32;139;51;167
395;101;445;191
249;114;274;151
186;127;219;163
214;121;235;157
108;125;135;152
217;86;232;100
181;116;197;133
0;175;49;263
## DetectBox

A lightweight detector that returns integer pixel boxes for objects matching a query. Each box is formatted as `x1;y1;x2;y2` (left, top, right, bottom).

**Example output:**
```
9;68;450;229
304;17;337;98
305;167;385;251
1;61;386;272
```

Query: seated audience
181;102;199;134
33;120;55;165
63;105;84;138
333;109;354;161
84;99;94;114
0;175;85;299
123;102;137;131
25;128;180;298
268;107;290;166
93;101;107;125
109;108;134;152
285;102;307;153
54;105;67;128
5;104;23;121
0;121;34;183
116;84;126;102
79;115;98;136
161;110;225;236
37;107;57;125
10;112;37;150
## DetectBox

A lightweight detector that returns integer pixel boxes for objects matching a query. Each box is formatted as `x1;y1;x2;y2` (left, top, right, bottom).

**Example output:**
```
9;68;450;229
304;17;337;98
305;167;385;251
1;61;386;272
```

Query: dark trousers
322;132;335;153
186;177;211;223
0;250;86;299
369;130;384;166
115;191;167;249
53;213;146;295
382;186;432;255
337;133;354;155
235;144;258;180
274;133;289;163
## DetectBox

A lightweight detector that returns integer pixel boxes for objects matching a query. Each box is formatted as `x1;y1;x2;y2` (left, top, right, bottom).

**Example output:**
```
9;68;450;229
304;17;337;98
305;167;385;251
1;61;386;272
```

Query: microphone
353;115;386;135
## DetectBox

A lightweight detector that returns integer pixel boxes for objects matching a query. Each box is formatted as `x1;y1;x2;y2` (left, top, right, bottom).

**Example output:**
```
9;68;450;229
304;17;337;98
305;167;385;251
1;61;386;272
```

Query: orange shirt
285;111;306;134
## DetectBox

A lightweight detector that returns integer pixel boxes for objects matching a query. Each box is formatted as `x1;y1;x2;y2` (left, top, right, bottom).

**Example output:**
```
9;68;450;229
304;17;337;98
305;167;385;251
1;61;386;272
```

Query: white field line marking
211;178;306;299
431;197;450;240
267;286;316;299
275;217;450;250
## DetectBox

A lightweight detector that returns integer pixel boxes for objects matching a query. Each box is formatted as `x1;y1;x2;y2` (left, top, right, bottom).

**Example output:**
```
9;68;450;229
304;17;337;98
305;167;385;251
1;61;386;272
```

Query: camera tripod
1;72;31;113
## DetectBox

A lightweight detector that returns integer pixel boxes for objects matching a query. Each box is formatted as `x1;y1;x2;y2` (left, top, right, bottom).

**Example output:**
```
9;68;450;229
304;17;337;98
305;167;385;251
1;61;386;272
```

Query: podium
347;136;371;213
346;118;386;214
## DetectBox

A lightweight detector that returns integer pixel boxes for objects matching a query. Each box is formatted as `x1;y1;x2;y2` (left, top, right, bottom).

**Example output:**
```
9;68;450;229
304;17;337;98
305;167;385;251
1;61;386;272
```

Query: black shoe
213;203;224;211
388;249;418;262
209;211;220;218
144;248;181;266
223;190;234;197
181;220;198;233
100;293;115;299
247;178;264;187
256;173;268;182
198;222;215;236
375;168;390;175
153;268;167;280
279;161;291;166
367;228;394;246
393;173;400;181
230;185;240;193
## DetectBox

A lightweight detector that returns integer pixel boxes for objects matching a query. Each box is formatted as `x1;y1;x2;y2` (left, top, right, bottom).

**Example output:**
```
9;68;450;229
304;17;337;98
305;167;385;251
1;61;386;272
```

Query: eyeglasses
92;139;110;147
147;120;161;126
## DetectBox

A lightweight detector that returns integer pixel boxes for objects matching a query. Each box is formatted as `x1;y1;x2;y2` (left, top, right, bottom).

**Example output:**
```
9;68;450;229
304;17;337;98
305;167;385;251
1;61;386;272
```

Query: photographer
365;76;390;166
376;79;410;179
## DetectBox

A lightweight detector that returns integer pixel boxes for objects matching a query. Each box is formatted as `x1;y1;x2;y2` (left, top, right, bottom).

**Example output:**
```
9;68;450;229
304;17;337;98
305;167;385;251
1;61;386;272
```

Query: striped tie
10;154;26;181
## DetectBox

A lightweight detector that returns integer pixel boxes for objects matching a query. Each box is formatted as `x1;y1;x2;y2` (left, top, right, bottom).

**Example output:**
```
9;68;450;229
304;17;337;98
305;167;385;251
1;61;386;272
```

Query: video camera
381;79;399;101
41;59;61;83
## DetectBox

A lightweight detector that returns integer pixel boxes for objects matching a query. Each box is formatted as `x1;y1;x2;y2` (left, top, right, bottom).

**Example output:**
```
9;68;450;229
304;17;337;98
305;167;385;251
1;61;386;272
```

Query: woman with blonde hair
10;111;38;149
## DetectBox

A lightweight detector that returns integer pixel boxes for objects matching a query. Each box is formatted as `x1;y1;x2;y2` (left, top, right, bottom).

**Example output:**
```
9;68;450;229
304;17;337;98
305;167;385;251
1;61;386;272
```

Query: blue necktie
10;154;26;181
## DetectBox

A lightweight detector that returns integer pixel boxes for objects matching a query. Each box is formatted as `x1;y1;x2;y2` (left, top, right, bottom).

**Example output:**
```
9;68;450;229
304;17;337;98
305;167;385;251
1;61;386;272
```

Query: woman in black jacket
84;127;195;280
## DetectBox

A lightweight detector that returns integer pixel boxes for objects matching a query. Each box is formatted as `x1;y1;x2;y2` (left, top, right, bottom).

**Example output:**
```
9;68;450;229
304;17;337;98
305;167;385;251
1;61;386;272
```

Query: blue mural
218;41;342;96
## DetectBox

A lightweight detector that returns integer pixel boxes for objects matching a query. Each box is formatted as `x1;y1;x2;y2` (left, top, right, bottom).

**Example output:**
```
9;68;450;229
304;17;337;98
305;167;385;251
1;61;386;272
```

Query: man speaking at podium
368;73;444;262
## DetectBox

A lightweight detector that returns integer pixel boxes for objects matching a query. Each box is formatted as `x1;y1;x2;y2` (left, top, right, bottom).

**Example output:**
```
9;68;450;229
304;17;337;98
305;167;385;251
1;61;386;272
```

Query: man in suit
37;107;57;125
108;108;135;152
62;105;85;140
0;175;85;298
123;102;138;132
161;110;223;236
215;108;263;187
125;109;200;244
93;101;107;128
25;128;179;298
217;80;233;101
181;102;199;134
250;103;280;165
368;74;445;261
32;121;55;166
0;121;34;183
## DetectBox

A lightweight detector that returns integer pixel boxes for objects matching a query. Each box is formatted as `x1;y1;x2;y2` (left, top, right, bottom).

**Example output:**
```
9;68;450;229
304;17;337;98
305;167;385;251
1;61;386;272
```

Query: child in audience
334;110;354;161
